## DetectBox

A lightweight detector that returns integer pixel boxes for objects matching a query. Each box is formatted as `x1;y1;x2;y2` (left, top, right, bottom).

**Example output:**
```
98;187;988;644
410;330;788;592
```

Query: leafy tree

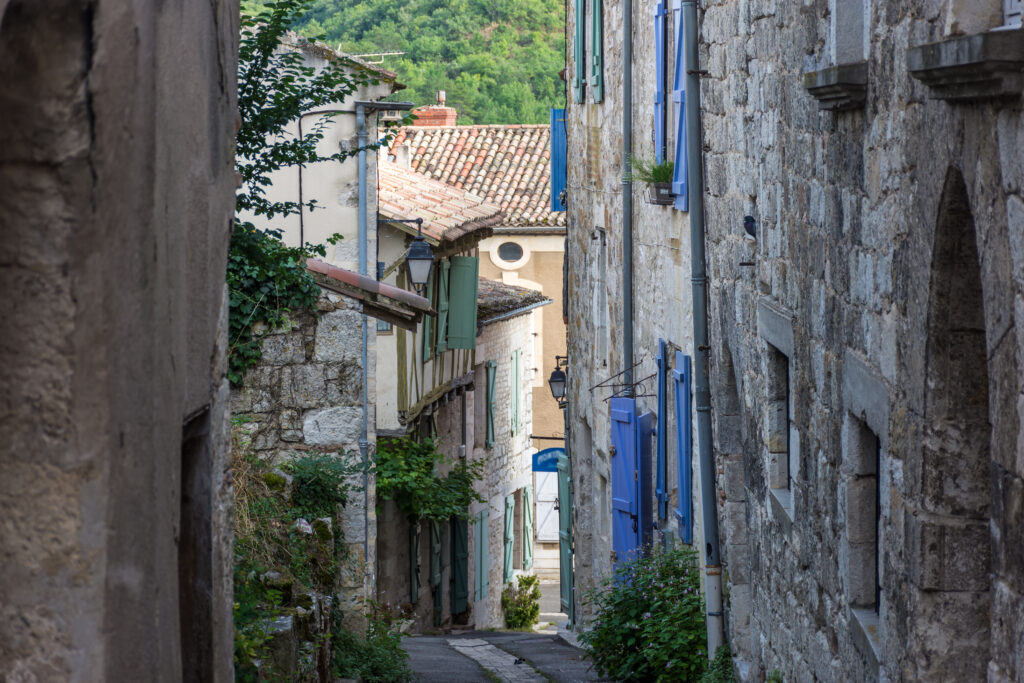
374;438;484;523
229;0;401;383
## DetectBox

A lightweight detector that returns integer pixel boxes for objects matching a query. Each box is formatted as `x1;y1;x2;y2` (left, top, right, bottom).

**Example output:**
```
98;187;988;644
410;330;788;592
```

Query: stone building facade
0;0;238;679
698;0;1024;680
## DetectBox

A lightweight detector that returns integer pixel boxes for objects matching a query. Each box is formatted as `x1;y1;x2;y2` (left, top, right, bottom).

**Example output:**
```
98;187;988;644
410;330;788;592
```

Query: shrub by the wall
579;545;707;682
501;574;541;630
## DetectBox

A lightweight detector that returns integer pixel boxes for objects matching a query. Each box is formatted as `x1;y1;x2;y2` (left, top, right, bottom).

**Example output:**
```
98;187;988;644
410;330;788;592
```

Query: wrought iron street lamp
548;355;568;409
395;217;433;295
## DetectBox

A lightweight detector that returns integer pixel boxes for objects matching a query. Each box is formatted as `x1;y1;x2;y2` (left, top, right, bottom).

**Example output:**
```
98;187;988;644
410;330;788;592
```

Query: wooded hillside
291;0;567;124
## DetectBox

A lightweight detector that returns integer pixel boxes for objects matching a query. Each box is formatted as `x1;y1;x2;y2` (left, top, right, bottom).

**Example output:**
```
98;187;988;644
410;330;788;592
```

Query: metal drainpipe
622;0;634;391
356;103;370;561
683;0;724;656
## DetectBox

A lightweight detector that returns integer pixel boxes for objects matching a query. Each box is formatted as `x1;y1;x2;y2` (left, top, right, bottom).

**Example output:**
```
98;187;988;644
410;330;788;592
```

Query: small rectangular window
377;319;392;334
765;344;796;518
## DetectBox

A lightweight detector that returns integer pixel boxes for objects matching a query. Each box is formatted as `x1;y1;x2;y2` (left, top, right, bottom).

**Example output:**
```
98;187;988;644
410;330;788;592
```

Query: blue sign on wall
533;447;564;472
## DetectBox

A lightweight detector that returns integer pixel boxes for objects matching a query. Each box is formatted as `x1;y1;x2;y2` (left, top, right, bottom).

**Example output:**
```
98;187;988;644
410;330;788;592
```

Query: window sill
768;487;794;531
907;28;1024;101
850;607;882;670
802;61;868;110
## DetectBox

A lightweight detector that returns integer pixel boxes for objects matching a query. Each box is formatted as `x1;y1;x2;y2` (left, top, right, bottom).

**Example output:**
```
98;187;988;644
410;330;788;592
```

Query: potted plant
628;156;675;205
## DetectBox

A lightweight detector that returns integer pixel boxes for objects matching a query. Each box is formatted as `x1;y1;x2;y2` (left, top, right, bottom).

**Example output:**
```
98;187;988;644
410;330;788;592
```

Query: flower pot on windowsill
647;182;674;205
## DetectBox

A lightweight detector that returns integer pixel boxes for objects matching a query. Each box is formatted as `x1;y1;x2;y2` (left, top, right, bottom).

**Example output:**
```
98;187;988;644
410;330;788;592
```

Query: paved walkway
402;630;609;683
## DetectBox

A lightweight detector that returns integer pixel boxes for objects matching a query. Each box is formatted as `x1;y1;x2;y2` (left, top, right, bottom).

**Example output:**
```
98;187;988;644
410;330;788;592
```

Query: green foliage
628;156;674;184
700;645;736;683
286;451;359;519
245;0;565;124
767;670;784;683
375;438;485;522
234;560;286;682
579;545;707;682
331;602;413;682
501;574;541;630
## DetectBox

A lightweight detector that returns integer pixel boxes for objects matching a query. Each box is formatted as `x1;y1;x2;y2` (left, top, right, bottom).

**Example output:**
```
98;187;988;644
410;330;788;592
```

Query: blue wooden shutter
654;0;668;162
673;352;693;543
610;397;640;567
637;410;655;549
550;109;567;212
504;494;515;583
671;0;688;211
591;0;604;102
523;486;534;570
655;339;668;519
574;0;585;103
451;517;468;613
446;256;479;349
486;360;497;448
436;260;451;354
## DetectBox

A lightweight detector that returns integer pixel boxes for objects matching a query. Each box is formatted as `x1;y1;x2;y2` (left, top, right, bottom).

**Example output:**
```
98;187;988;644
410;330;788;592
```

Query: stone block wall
232;291;376;624
699;0;1024;679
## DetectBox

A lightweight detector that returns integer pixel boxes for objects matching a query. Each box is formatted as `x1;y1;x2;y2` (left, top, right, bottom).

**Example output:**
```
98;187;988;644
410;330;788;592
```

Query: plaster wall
0;0;237;679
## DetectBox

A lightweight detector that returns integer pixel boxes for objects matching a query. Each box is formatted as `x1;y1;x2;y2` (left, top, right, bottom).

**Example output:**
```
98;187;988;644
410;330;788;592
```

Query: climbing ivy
375;438;485;523
229;0;407;383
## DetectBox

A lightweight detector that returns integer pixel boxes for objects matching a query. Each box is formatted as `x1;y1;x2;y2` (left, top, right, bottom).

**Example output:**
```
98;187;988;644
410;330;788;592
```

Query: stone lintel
802;61;868;111
842;350;890;443
757;298;795;357
907;28;1024;101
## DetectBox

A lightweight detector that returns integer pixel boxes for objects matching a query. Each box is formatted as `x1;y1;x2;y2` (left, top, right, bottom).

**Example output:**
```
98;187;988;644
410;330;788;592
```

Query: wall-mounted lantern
548;355;569;409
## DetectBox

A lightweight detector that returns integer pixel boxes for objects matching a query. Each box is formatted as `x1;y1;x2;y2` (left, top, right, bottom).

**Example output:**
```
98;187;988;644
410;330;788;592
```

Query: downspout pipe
622;0;634;391
356;102;371;561
683;0;724;657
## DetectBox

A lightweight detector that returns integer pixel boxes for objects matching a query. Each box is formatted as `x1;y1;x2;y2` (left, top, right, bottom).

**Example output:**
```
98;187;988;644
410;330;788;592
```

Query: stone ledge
850;607;882;670
908;28;1024;101
769;486;794;532
802;61;868;111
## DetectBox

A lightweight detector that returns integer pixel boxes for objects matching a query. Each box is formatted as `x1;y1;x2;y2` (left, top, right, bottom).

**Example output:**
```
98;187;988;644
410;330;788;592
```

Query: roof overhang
306;259;434;331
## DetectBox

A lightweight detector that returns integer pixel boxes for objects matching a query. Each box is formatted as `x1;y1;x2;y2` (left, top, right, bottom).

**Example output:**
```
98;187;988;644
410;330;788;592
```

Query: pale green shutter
451;517;469;613
436;260;451;354
523;486;534;570
504;494;515;583
510;350;521;436
422;269;436;361
486;361;497;449
573;0;585;103
591;0;604;102
446;256;479;349
475;509;489;600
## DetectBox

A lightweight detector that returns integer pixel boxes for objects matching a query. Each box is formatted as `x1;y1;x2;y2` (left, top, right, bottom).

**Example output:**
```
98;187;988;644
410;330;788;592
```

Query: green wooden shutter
422;269;436;361
573;0;585;103
504;494;515;583
446;256;479;349
436;260;451;354
591;0;604;102
430;519;443;626
486;361;497;449
451;517;469;613
523;486;534;570
410;521;421;604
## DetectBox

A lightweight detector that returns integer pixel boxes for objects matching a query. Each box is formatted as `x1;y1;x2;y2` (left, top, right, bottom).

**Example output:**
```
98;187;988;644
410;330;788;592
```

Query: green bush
700;645;736;683
375;437;484;522
628;156;675;184
332;603;412;682
501;574;541;630
579;545;707;682
286;451;358;519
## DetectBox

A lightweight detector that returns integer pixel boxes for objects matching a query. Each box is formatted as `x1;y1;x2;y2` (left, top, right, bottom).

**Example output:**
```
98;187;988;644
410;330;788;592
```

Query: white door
535;471;559;542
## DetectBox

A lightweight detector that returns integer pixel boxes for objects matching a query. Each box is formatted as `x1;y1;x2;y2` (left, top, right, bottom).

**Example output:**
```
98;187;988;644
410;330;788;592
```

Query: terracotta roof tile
388;125;566;227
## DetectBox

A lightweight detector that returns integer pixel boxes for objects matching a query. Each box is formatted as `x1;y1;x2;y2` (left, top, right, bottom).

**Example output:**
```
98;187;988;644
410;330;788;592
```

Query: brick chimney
411;90;457;126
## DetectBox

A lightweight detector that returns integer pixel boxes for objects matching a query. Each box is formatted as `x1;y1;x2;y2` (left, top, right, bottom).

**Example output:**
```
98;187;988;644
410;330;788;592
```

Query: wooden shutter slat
550;108;568;212
451;517;468;613
654;0;668;163
656;339;668;519
436;260;451;354
446;256;479;349
486;360;497;449
574;0;585;103
591;0;604;102
410;521;421;603
673;352;692;543
523;486;534;570
671;0;688;210
504;495;515;583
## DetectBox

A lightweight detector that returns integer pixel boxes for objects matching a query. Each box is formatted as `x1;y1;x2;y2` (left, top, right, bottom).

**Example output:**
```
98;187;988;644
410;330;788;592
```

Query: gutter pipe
354;99;416;561
622;0;634;392
683;0;724;656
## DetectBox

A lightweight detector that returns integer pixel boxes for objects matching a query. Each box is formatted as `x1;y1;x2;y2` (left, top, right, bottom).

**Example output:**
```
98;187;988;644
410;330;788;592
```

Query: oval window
498;242;523;262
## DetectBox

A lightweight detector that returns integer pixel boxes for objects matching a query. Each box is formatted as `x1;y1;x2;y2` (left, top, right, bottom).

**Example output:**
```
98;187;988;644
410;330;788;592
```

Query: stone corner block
842;349;890;440
302;406;362;447
757;298;795;357
802;61;868;111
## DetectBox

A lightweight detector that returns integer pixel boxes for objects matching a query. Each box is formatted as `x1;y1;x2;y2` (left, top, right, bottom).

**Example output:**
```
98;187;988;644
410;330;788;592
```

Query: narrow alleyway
402;631;608;683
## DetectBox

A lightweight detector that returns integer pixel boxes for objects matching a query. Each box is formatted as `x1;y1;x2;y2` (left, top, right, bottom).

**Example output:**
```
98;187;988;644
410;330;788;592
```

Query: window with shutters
1007;0;1022;26
504;494;515;583
654;0;668;163
485;361;497;449
591;0;604;102
573;0;585;103
446;256;479;350
510;349;522;437
670;0;688;211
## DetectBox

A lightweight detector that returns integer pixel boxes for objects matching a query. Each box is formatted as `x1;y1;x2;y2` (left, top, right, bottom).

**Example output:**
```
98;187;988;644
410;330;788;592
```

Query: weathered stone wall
0;0;238;679
232;292;376;624
564;0;701;624
699;0;1024;679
